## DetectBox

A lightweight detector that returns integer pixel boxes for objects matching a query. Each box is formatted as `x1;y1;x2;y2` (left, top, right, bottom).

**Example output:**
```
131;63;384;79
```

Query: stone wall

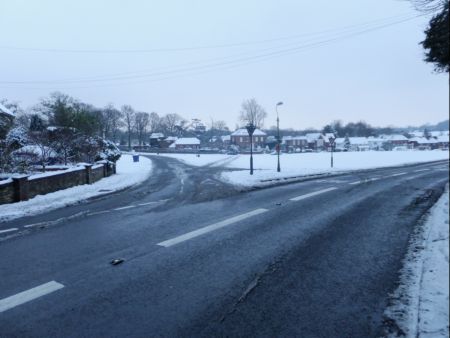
0;162;116;205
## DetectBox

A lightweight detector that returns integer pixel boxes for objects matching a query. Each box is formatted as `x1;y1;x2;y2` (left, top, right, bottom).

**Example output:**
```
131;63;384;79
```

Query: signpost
246;123;256;175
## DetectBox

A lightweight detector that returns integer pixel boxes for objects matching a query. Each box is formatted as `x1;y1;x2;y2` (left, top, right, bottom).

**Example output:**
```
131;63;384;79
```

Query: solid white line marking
114;205;137;211
0;228;18;234
289;187;337;201
414;169;430;172
158;208;269;247
138;202;157;206
87;210;111;216
23;223;43;229
391;172;407;177
0;281;64;313
349;180;362;185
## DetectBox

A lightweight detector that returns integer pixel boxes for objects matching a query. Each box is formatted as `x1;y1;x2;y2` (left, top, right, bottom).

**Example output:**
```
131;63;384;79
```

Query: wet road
0;156;448;337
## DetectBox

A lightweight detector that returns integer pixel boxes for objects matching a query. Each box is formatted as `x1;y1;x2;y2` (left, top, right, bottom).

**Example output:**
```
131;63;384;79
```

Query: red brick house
230;128;267;149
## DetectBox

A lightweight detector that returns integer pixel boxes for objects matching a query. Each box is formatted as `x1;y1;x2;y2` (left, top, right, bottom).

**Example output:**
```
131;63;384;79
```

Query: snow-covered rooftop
0;102;14;117
174;137;200;145
231;128;266;136
150;133;164;139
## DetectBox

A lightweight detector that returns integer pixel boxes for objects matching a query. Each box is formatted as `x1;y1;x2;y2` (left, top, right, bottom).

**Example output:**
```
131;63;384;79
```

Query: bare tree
162;113;185;135
101;104;123;141
121;105;135;150
409;0;446;13
135;112;150;146
239;98;267;128
149;112;160;133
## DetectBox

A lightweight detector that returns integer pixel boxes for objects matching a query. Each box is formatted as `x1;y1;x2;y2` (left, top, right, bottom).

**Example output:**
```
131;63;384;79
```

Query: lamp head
276;101;283;106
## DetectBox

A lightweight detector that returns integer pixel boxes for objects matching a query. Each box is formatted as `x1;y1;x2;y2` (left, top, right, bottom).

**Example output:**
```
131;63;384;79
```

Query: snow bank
0;154;152;222
384;186;449;337
158;150;449;187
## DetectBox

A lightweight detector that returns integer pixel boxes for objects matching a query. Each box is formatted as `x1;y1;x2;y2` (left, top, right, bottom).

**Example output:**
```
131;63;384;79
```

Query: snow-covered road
157;150;449;187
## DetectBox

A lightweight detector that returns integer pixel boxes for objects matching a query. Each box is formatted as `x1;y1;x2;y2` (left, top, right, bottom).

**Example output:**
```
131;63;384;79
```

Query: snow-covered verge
384;186;449;338
0;154;152;222
156;151;449;187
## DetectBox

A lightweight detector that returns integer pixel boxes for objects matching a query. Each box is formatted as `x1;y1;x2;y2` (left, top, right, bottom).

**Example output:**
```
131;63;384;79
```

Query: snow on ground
156;150;449;187
384;186;449;338
0;154;152;222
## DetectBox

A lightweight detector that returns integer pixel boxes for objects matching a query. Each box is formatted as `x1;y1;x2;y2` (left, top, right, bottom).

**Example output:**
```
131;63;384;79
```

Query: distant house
435;135;449;149
386;134;409;147
221;135;231;147
305;133;326;150
282;136;308;151
149;133;165;147
172;137;200;150
367;137;385;150
230;128;267;149
335;137;369;151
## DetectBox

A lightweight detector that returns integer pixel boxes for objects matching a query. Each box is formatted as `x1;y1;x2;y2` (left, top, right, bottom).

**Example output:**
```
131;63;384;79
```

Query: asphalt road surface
0;156;448;337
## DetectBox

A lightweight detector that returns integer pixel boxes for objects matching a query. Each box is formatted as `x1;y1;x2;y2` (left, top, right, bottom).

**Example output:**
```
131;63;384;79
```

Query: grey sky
0;0;448;130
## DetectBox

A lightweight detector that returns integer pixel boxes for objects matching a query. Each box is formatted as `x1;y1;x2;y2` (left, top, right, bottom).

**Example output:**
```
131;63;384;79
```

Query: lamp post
276;102;283;172
329;136;335;168
246;123;256;175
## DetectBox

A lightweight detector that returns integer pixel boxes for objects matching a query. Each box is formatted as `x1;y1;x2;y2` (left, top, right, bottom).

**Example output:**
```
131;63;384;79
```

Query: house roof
174;137;200;145
0;102;14;117
150;133;164;139
231;128;266;136
388;134;408;141
305;133;322;140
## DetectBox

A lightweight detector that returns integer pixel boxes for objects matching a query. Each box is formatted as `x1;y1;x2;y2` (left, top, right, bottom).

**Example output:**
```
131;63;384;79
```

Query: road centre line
87;210;111;216
0;281;64;313
157;208;269;247
114;205;137;211
0;228;18;234
390;172;407;177
414;168;430;172
139;201;158;206
289;187;337;201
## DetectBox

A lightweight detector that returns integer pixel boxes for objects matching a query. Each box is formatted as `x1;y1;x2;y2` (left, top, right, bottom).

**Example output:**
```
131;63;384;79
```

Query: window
240;137;243;142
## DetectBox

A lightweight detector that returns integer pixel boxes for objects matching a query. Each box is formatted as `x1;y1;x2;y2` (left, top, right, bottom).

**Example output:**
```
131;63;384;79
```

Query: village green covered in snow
0;1;448;337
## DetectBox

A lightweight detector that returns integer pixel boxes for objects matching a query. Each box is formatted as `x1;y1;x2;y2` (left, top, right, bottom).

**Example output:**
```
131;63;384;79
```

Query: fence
0;162;116;205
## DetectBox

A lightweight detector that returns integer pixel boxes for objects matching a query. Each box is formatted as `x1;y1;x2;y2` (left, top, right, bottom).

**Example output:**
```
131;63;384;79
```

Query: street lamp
246;123;256;175
276;101;283;172
329;136;336;168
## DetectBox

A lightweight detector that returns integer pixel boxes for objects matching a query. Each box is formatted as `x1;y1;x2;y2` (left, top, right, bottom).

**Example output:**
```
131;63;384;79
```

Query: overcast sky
0;0;448;130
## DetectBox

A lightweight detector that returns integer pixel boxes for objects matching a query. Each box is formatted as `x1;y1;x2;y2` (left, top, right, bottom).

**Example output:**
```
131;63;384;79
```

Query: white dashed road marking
390;172;407;177
0;228;18;234
87;210;111;216
414;169;430;172
289;187;337;201
158;208;269;247
0;281;64;313
114;205;137;211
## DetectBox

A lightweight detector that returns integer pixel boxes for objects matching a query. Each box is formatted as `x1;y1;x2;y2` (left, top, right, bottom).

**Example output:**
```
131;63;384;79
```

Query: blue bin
132;155;139;162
